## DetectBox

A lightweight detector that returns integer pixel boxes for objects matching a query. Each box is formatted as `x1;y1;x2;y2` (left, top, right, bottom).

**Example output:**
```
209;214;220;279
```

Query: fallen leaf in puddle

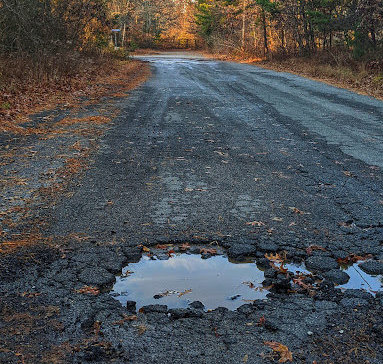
264;341;293;363
242;281;255;289
246;221;266;227
178;289;192;298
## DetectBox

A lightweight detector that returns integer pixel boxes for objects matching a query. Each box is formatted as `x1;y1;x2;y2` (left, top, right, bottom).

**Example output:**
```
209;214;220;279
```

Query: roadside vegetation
194;0;383;98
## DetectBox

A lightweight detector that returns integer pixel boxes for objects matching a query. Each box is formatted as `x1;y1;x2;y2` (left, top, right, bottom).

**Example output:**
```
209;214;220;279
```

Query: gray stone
323;269;350;285
358;260;383;275
305;256;338;272
78;267;115;287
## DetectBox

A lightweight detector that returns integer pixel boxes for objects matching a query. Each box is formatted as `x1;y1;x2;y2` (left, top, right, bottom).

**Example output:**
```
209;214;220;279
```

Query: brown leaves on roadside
246;220;266;227
136;324;147;335
306;245;327;255
264;341;293;363
289;207;309;215
200;248;217;255
21;292;41;298
113;314;137;326
156;244;168;249
337;253;372;265
75;286;100;295
257;315;266;327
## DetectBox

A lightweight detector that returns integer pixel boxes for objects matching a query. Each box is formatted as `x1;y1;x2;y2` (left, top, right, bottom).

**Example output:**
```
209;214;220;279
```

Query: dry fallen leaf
243;354;249;363
178;289;192;297
264;341;293;363
75;286;100;295
246;220;266;227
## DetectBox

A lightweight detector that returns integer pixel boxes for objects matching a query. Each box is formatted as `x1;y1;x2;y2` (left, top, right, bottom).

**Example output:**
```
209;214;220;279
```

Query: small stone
339;330;344;334
307;331;313;336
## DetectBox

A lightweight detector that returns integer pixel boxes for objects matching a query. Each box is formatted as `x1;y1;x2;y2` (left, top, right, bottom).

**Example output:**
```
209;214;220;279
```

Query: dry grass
203;49;383;100
254;57;383;101
0;58;150;134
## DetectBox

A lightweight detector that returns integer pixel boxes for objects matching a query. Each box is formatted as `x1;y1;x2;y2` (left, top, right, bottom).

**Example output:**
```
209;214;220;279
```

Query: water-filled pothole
286;261;383;295
339;262;383;294
111;253;267;310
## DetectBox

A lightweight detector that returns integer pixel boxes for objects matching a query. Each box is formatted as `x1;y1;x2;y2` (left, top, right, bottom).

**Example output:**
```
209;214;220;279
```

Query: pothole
110;252;268;311
286;261;383;295
339;262;383;294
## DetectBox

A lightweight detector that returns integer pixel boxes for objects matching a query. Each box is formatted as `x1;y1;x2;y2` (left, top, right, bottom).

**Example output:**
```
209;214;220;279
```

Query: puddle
338;262;383;294
286;261;383;295
111;254;267;311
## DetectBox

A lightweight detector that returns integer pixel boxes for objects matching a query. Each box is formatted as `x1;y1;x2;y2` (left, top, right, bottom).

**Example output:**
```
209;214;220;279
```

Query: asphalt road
3;52;383;363
52;52;383;247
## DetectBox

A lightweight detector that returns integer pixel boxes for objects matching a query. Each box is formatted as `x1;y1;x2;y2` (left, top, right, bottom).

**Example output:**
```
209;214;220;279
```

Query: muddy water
111;254;267;310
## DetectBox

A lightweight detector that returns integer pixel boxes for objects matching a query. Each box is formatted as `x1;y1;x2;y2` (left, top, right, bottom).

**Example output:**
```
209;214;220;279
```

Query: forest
0;0;382;102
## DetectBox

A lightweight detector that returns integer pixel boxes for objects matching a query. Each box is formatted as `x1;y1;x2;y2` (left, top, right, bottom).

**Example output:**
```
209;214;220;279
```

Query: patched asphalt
1;53;383;363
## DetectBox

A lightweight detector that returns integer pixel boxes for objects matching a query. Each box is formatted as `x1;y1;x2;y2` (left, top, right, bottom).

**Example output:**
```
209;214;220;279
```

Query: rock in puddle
323;269;350;285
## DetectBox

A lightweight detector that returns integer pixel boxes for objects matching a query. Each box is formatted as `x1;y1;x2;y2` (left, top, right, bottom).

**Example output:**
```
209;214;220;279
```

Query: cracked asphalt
1;52;383;363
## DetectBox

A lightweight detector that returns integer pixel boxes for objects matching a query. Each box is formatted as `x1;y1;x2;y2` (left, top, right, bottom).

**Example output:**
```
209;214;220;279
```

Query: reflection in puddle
111;254;267;310
338;263;383;295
